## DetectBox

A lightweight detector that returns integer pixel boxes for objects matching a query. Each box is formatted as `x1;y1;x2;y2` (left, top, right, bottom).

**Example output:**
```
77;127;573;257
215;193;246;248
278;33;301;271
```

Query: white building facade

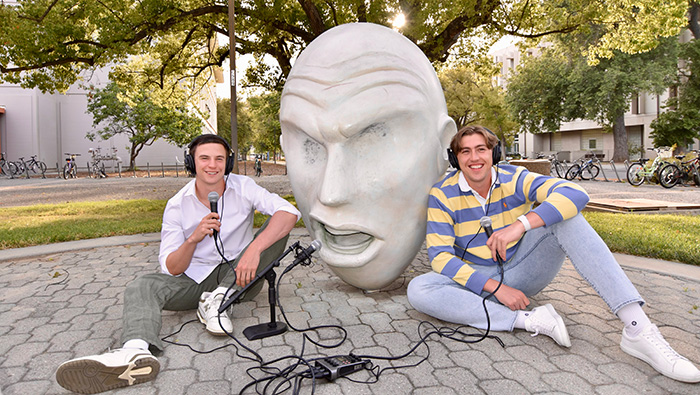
490;33;700;161
0;67;220;173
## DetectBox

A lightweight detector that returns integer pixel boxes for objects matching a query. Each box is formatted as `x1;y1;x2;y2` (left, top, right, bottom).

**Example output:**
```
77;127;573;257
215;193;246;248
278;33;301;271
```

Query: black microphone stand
218;241;300;340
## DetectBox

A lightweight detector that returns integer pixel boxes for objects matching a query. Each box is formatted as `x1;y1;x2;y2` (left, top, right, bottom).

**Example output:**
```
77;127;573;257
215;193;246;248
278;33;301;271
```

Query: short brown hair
450;125;498;154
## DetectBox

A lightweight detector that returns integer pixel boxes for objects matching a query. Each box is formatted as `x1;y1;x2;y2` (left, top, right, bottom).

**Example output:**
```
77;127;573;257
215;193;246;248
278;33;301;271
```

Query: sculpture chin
312;222;381;268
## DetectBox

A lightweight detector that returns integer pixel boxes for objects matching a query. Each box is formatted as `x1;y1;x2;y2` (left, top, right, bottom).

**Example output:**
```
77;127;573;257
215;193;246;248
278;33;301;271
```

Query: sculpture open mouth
321;224;374;254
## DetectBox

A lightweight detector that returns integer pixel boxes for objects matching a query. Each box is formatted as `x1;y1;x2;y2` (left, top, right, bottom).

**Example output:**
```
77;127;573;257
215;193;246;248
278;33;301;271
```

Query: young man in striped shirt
407;125;700;383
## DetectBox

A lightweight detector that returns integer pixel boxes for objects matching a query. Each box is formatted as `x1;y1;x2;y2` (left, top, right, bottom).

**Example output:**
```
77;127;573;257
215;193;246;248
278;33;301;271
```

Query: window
581;131;603;151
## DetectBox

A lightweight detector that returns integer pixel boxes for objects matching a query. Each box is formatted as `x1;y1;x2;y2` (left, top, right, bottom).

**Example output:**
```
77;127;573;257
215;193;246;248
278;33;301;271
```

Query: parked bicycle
548;152;569;178
88;148;107;178
565;153;600;180
626;147;674;186
658;151;700;188
25;155;47;174
0;152;19;177
63;153;80;179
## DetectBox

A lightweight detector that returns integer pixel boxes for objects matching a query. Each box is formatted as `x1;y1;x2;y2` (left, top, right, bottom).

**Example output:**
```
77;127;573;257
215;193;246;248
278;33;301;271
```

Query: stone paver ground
1;230;699;394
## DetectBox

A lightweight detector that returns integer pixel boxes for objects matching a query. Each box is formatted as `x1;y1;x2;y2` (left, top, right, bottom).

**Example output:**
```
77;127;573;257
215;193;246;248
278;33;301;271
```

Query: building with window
0;66;221;172
489;33;700;161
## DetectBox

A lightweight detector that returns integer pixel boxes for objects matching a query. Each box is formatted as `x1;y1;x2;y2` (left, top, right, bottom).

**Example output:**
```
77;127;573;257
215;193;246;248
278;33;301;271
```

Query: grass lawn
0;199;698;266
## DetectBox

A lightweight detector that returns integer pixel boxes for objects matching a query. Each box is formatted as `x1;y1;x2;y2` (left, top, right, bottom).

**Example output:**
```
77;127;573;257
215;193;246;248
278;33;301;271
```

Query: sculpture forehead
282;23;443;111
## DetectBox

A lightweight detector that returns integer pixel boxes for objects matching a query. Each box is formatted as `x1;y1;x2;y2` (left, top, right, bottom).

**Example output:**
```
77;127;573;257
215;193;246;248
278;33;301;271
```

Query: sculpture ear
438;115;457;166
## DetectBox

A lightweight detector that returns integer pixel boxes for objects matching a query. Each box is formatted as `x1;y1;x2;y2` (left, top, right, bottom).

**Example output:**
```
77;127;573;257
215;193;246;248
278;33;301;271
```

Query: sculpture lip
309;219;381;267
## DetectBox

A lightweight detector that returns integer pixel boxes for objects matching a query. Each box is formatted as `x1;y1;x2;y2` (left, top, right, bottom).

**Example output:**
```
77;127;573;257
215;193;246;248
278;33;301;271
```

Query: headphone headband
447;126;501;169
184;134;235;175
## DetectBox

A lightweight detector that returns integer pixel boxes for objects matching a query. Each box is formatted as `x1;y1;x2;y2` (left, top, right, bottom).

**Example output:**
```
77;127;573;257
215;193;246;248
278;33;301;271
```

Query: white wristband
517;215;531;232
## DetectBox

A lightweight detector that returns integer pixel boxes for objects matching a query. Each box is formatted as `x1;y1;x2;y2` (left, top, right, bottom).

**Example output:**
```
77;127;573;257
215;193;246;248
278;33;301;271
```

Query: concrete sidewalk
1;230;699;394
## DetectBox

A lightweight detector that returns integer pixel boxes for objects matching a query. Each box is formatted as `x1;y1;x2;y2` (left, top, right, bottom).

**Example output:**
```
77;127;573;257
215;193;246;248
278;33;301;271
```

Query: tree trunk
690;2;700;39
612;113;628;162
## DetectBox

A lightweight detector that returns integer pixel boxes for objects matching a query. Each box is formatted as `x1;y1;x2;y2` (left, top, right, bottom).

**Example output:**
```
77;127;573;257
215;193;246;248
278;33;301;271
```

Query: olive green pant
121;221;289;351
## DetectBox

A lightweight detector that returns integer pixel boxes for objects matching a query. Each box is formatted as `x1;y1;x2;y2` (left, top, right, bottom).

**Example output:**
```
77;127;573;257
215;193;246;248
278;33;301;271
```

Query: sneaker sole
544;304;571;347
197;309;229;336
56;357;159;394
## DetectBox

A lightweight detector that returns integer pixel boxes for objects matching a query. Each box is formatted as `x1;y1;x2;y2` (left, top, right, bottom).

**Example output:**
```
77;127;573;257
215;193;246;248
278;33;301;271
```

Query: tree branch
296;0;327;37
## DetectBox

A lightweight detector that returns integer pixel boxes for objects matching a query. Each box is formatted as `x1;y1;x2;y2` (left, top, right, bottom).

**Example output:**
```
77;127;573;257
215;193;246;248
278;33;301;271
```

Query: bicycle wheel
565;164;580;180
580;164;600;180
63;164;71;179
551;161;564;178
38;161;47;173
658;164;680;188
626;163;645;186
8;161;19;176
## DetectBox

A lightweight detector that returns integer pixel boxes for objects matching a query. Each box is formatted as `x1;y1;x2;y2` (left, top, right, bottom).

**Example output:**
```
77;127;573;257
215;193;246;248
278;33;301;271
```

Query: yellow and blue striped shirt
427;165;589;293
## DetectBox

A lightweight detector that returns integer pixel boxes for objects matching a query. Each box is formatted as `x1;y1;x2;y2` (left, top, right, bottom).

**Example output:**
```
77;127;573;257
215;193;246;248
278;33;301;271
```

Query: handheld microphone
479;216;503;264
208;191;220;238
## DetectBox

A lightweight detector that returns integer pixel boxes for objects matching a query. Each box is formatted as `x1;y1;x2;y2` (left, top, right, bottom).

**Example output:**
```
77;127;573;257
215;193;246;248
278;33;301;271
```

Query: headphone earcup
447;149;459;169
492;143;502;165
225;155;234;175
184;154;195;175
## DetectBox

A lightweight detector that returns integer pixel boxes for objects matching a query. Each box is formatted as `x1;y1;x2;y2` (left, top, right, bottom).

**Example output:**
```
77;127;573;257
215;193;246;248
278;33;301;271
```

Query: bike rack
592;157;609;181
608;161;625;183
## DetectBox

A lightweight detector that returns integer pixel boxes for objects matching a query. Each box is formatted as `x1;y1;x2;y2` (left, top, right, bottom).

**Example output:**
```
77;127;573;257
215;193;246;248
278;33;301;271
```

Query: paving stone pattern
1;231;699;394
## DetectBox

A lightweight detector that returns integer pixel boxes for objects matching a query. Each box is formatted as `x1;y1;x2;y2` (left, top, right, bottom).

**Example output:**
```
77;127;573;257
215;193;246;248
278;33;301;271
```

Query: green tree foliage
0;0;688;93
651;7;700;149
86;82;203;169
247;91;282;160
217;97;254;157
506;37;678;161
438;61;518;156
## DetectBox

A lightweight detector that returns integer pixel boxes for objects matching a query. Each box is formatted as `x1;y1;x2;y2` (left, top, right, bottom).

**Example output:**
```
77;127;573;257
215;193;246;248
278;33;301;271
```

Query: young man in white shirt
56;134;301;394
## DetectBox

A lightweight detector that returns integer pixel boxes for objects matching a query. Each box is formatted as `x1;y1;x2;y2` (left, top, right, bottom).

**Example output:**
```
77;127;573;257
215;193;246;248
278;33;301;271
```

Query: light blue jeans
407;214;644;331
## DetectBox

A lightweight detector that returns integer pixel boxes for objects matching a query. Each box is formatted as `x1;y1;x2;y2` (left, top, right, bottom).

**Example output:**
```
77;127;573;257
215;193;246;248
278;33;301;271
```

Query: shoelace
529;317;555;338
643;327;686;362
204;294;226;319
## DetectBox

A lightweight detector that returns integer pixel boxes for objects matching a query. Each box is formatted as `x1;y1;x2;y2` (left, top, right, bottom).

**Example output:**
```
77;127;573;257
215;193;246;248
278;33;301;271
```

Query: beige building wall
489;35;700;162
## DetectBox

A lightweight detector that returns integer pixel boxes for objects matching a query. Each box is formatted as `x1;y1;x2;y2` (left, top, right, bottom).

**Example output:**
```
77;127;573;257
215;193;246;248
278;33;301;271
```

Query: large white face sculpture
280;23;456;290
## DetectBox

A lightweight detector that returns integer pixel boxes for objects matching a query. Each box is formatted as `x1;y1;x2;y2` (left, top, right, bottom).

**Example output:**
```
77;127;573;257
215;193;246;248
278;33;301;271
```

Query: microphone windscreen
208;191;219;203
479;216;492;228
310;239;322;252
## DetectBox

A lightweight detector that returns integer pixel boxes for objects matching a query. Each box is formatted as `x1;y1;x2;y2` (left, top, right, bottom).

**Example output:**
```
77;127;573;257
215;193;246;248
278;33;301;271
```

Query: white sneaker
197;291;233;336
621;324;700;383
524;303;571;347
55;348;159;394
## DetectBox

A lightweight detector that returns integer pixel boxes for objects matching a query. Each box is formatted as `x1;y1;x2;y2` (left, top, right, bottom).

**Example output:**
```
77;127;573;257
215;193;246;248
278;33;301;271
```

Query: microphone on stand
480;216;503;265
294;239;321;265
208;192;219;238
284;240;322;274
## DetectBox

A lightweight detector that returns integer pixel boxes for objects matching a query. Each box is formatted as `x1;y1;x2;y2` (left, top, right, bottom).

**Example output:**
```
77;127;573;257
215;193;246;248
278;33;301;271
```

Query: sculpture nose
317;150;351;207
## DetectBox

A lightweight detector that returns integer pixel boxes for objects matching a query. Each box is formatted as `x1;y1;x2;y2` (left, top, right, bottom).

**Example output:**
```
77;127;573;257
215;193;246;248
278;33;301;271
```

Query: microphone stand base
243;322;288;341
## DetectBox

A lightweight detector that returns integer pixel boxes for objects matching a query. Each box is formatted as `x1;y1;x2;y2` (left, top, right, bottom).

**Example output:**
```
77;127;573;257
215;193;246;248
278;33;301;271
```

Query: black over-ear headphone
184;134;235;176
447;127;502;170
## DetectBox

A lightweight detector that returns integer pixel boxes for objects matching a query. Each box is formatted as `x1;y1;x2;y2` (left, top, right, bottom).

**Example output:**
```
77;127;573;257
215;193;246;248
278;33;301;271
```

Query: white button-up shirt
158;174;301;283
